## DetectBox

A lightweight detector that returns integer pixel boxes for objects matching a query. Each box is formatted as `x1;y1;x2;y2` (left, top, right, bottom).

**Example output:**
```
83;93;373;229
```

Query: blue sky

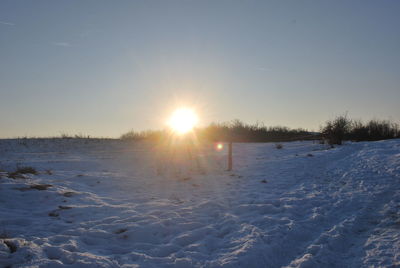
1;1;399;137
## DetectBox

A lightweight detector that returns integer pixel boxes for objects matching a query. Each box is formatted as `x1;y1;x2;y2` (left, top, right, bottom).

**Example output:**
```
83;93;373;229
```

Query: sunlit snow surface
0;139;399;267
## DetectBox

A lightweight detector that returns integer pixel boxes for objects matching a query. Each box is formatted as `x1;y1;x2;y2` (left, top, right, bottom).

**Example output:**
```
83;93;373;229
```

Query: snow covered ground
0;138;399;267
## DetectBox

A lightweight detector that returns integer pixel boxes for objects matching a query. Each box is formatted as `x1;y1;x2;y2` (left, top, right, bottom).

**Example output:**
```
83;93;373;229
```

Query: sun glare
168;108;198;134
216;143;223;151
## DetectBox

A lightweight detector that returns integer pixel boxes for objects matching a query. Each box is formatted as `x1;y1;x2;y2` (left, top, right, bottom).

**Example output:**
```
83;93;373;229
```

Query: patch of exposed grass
3;240;17;253
114;228;128;234
48;211;59;217
8;166;37;179
62;191;77;197
30;184;52;190
16;184;52;191
58;205;72;210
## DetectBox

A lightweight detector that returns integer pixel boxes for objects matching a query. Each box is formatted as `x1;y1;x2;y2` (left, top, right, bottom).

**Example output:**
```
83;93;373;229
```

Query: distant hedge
321;115;400;145
195;120;316;142
121;120;319;143
122;116;400;145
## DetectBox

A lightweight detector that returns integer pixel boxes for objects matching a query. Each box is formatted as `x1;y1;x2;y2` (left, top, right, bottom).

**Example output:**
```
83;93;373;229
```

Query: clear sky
1;0;399;138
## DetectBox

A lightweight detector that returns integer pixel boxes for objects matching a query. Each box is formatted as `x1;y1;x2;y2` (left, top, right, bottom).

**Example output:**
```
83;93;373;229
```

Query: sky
1;0;399;138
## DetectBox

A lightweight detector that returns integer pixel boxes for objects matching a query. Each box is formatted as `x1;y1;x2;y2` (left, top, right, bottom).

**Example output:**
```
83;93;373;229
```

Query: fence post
227;141;233;171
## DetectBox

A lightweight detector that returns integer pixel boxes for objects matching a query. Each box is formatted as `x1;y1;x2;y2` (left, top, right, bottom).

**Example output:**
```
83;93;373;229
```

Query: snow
0;138;399;267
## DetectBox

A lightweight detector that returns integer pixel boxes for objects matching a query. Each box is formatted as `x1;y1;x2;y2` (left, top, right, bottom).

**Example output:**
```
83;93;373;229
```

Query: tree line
121;119;317;143
121;116;399;145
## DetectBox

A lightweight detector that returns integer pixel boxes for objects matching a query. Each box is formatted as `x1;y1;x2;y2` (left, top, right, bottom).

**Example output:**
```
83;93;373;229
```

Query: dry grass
8;166;37;179
275;143;283;149
62;191;77;197
48;211;59;217
114;228;128;234
58;205;72;210
16;184;52;191
3;240;17;253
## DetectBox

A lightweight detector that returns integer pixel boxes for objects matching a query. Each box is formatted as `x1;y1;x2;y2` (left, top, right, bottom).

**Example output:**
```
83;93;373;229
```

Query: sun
168;108;198;134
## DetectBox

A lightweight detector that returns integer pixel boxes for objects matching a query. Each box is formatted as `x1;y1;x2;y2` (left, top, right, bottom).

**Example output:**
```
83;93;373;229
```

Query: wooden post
227;141;233;171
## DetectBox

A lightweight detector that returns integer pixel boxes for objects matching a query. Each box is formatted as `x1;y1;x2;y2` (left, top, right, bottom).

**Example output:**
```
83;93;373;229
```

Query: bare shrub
322;115;399;144
321;115;352;145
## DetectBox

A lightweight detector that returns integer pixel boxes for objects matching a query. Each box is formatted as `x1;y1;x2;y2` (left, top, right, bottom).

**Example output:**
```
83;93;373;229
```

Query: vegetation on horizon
121;120;317;143
121;117;400;144
321;115;400;145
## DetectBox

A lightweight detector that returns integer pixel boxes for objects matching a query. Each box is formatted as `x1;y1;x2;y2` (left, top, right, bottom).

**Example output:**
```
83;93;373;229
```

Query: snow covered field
0;138;399;267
